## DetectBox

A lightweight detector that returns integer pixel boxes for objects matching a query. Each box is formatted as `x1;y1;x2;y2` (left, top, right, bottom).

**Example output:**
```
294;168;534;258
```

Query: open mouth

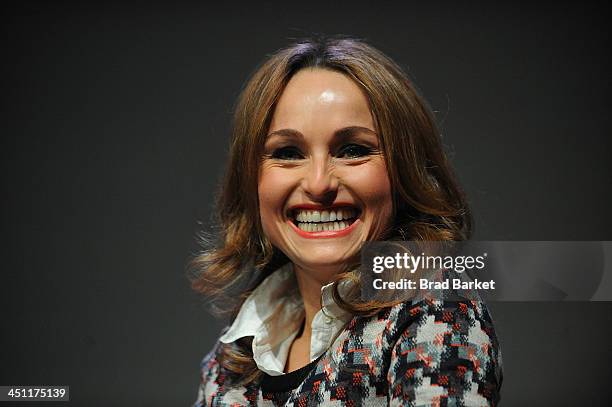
287;206;361;233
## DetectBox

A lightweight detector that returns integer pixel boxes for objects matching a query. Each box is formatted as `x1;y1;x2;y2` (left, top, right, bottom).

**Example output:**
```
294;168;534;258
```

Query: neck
293;263;335;339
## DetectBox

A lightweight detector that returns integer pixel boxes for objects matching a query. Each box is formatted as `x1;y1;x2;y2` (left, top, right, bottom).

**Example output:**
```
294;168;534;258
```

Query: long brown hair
189;36;471;384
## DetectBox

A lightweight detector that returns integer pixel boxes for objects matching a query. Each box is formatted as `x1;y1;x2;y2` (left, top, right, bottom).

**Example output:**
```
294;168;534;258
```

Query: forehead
269;68;374;133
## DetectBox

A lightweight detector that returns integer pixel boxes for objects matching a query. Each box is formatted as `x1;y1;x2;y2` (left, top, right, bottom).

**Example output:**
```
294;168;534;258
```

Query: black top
260;355;323;393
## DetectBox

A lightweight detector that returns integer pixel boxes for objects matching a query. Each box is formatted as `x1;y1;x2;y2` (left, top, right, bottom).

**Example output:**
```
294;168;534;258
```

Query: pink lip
287;218;361;239
286;202;359;212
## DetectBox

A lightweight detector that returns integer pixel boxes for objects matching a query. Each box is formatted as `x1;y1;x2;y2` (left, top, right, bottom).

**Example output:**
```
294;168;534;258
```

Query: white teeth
297;220;353;232
293;207;358;232
293;209;357;221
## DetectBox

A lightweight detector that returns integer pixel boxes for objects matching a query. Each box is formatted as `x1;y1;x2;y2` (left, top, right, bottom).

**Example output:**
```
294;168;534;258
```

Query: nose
301;155;339;203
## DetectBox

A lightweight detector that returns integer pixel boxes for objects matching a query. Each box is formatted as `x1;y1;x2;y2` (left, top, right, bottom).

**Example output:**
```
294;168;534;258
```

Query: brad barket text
373;278;496;290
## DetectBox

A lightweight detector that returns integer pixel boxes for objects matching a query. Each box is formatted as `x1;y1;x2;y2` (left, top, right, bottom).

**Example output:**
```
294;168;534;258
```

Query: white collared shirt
219;262;352;376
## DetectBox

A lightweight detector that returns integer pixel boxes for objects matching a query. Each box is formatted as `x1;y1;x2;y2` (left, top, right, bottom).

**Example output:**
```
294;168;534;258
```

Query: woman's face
258;68;393;280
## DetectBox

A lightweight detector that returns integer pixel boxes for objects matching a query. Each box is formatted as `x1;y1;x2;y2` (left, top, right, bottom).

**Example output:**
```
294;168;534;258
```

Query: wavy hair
189;36;472;385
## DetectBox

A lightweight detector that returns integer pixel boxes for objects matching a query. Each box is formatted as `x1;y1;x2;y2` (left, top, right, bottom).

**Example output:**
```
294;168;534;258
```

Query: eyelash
269;144;374;160
270;146;303;160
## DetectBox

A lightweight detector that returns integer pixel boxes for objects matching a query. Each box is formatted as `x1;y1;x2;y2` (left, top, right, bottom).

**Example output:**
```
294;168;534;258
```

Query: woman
191;37;502;406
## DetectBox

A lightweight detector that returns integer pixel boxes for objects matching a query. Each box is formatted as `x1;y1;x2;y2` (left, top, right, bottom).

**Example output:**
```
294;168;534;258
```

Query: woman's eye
271;146;304;160
337;144;372;159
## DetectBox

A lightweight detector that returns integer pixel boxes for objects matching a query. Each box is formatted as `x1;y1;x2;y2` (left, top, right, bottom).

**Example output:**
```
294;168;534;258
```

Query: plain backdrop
1;1;611;406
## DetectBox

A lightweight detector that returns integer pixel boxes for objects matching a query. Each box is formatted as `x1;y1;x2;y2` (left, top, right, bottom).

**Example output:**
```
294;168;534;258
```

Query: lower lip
287;218;361;239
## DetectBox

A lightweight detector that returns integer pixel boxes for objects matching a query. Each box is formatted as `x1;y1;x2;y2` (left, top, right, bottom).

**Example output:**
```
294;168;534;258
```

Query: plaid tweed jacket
194;298;502;406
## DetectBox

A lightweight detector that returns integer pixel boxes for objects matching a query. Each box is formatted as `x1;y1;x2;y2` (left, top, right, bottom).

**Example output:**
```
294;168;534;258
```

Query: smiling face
258;68;394;282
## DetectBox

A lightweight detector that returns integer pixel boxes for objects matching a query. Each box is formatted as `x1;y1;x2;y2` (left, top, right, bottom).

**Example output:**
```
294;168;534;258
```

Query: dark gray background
1;1;611;406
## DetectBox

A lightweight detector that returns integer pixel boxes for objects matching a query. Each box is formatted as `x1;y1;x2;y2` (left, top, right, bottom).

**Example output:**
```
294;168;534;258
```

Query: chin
292;246;357;271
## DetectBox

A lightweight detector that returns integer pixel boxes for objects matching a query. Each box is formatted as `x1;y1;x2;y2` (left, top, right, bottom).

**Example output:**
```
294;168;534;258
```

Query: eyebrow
265;126;377;140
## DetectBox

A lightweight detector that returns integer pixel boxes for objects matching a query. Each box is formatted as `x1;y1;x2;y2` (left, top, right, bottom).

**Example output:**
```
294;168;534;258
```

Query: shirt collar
219;262;352;376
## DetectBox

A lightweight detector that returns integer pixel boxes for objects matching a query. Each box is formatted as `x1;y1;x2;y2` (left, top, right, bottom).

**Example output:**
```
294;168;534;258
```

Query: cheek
343;161;392;207
258;167;294;227
342;160;394;238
